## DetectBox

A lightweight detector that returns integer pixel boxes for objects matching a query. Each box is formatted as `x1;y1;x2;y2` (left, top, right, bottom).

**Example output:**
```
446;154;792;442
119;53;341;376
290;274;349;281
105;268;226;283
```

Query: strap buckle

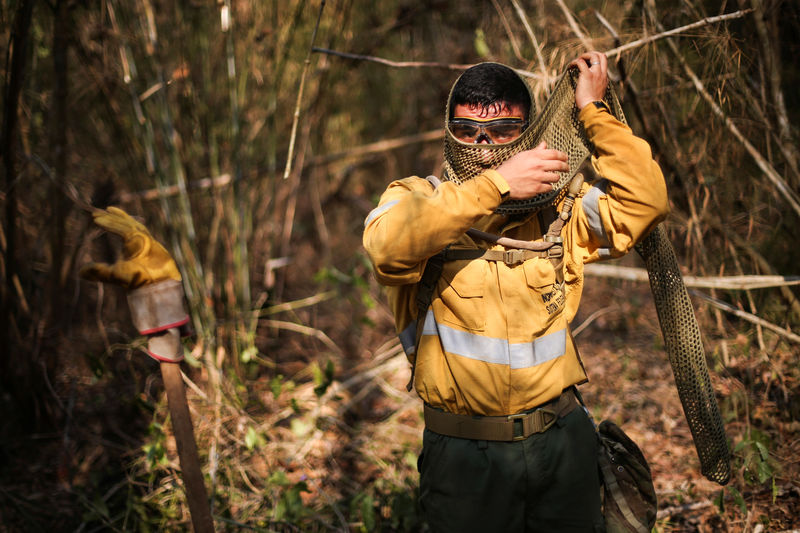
503;249;527;265
546;245;564;259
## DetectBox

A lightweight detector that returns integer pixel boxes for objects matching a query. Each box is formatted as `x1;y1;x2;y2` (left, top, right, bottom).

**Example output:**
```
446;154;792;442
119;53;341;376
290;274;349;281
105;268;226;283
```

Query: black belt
423;389;579;442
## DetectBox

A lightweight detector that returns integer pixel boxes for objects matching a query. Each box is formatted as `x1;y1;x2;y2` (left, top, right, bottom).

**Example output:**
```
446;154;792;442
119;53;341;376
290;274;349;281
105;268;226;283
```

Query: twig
510;0;549;90
689;290;800;344
283;1;326;180
489;0;525;62
181;369;209;401
309;129;443;166
311;47;473;71
604;9;754;59
118;174;232;202
572;306;620;337
259;291;337;316
260;319;342;354
555;0;593;51
313;46;546;81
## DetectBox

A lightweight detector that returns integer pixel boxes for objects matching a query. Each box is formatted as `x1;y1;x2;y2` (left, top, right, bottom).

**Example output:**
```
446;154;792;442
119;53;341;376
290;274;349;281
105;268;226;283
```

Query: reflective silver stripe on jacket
582;180;611;246
364;200;399;227
402;310;566;369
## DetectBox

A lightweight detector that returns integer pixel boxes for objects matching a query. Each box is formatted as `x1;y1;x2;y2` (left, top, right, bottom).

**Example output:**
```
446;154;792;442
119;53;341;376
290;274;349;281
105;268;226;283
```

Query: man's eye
452;125;478;138
489;126;521;139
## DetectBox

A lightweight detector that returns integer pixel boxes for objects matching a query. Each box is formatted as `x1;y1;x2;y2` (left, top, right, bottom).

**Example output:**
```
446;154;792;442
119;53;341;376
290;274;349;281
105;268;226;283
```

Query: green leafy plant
268;471;313;524
735;429;777;487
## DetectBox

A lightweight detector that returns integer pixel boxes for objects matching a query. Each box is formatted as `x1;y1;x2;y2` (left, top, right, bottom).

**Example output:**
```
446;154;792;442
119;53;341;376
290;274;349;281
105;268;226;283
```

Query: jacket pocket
523;258;564;317
435;259;487;332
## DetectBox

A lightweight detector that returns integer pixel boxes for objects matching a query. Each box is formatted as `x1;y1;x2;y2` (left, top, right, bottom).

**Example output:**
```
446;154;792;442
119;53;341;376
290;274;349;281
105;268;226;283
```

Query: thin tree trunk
1;0;35;412
49;0;70;321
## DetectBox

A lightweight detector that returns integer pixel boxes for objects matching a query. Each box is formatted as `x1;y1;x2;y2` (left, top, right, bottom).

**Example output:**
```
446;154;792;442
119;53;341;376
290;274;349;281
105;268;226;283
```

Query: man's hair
449;63;531;117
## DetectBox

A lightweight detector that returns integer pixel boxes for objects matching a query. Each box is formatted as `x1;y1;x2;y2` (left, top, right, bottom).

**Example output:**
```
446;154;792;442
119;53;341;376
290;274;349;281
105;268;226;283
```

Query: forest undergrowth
2;1;800;531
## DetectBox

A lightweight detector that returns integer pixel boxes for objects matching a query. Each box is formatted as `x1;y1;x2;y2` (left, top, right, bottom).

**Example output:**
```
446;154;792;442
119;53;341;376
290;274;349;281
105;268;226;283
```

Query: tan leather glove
82;207;189;362
80;206;181;289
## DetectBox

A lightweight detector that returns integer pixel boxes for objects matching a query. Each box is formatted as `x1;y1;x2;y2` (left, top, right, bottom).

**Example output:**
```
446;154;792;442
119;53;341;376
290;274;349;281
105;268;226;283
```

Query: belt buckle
539;408;558;432
507;412;529;441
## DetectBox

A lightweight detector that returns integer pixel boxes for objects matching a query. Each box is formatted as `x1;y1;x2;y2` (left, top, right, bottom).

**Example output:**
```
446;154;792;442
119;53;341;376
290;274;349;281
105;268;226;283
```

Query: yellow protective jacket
363;104;669;416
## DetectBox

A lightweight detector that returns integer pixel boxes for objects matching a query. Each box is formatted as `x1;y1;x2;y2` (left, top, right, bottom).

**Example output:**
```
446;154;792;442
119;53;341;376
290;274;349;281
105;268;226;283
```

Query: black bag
597;420;658;533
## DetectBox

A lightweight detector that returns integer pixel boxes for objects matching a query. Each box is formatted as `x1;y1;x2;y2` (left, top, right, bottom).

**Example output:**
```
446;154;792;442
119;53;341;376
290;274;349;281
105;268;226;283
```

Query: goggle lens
449;118;527;144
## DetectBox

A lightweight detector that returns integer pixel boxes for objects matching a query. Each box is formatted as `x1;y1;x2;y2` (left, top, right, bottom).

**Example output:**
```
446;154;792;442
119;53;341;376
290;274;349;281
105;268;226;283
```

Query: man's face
450;102;527;145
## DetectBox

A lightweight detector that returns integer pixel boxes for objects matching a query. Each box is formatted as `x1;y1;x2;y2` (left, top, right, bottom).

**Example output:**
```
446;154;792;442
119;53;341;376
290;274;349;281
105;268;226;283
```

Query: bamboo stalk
749;0;796;176
283;1;326;180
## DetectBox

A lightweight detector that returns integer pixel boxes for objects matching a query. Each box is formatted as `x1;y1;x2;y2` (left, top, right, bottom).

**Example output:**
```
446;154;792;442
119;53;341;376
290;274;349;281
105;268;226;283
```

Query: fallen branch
584;263;800;343
584;264;800;290
656;498;714;519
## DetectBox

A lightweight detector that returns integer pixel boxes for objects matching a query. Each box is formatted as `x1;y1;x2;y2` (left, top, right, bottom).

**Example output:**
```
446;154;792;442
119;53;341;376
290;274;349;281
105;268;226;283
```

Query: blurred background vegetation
1;0;799;531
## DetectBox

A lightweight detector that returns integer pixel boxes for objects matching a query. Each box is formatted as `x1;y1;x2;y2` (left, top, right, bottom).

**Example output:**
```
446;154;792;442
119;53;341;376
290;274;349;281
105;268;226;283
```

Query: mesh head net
635;227;731;484
442;63;730;484
443;66;623;215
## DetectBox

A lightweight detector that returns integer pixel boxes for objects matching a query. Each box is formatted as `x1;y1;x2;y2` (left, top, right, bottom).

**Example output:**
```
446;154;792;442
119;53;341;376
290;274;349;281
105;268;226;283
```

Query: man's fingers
574;58;590;75
533;148;568;161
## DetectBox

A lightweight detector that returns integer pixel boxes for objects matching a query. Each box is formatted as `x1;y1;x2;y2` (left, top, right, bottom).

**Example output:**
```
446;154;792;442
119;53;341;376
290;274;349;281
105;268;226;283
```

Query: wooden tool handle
161;362;215;533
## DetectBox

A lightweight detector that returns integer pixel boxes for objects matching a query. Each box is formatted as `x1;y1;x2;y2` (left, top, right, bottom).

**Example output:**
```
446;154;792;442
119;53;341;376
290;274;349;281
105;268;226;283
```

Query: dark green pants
418;407;604;533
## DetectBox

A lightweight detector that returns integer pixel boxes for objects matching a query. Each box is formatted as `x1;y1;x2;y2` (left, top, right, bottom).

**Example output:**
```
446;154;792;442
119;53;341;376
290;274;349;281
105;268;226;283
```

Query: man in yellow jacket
363;52;669;532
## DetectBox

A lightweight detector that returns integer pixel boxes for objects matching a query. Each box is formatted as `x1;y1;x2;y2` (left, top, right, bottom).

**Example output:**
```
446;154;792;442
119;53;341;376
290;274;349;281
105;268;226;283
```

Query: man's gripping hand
82;207;189;363
570;51;609;110
495;142;569;199
80;207;181;290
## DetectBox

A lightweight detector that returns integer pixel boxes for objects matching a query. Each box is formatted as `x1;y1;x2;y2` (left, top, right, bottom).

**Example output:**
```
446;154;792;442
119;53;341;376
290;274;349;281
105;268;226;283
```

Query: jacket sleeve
363;170;509;286
573;104;670;261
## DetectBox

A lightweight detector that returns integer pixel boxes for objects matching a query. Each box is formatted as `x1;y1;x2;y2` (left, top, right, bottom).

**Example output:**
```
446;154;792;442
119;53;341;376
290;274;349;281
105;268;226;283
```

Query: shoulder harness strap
405;174;583;391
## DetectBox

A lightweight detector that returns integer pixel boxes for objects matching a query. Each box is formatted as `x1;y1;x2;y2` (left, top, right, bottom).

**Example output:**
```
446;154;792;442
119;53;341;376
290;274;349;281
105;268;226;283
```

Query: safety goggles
448;117;528;144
